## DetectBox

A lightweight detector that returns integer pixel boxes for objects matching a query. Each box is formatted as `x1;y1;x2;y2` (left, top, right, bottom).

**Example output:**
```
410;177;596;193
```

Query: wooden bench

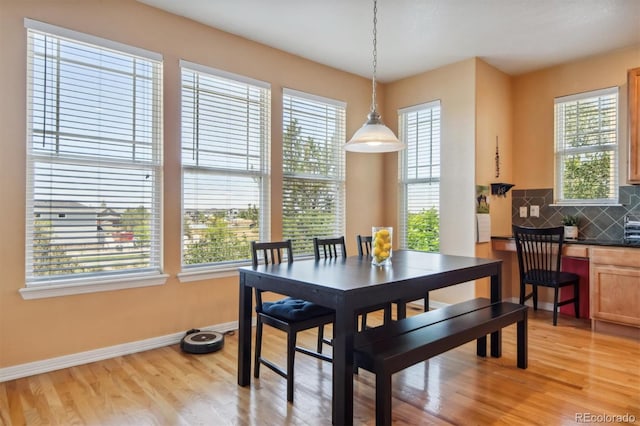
354;298;528;425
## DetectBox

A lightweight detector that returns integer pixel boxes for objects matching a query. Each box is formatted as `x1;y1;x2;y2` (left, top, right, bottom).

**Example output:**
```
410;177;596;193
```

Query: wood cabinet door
628;67;640;183
590;264;640;327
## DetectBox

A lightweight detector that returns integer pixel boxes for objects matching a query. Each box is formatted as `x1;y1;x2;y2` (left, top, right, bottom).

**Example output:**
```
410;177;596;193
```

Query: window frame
21;19;167;300
554;87;620;206
398;100;441;252
178;61;271;280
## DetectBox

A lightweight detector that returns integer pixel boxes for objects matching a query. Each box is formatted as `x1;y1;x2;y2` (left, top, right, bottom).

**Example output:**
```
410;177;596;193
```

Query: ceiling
138;0;640;82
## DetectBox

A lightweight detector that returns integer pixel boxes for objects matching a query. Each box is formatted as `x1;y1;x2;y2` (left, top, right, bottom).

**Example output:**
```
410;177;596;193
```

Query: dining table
237;249;503;425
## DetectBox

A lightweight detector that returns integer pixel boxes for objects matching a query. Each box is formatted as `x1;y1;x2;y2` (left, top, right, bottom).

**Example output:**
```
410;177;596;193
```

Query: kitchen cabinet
628;67;640;183
590;247;640;330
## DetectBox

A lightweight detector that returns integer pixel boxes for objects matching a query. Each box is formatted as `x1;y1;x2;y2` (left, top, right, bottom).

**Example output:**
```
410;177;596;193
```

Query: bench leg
476;335;487;357
517;312;528;369
490;329;502;357
376;370;392;426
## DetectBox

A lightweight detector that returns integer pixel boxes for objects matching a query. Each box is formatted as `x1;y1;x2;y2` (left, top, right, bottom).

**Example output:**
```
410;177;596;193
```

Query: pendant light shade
345;111;404;152
345;0;404;153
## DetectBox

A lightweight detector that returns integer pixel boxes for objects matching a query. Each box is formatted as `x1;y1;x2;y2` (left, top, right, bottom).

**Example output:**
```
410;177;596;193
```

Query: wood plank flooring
1;308;639;425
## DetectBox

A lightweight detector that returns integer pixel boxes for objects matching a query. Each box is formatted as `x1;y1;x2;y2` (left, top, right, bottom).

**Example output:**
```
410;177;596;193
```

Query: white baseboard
0;320;241;383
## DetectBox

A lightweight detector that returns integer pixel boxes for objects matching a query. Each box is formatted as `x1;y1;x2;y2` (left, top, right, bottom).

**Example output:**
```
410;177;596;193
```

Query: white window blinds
181;61;270;267
25;21;163;286
282;89;346;256
398;101;441;252
554;87;619;204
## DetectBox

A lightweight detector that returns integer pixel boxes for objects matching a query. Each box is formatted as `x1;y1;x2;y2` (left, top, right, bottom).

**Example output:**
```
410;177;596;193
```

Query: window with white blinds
181;61;270;268
398;101;441;252
282;89;345;256
554;87;619;204
25;20;163;288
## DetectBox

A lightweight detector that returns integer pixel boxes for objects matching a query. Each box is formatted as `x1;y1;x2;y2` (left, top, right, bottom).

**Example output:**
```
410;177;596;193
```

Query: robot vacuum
180;329;225;354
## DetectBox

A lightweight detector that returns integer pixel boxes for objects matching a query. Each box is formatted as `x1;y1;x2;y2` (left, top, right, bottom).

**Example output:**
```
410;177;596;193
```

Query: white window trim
19;272;169;300
179;62;271;271
554;86;619;205
398;100;441;250
23;20;164;297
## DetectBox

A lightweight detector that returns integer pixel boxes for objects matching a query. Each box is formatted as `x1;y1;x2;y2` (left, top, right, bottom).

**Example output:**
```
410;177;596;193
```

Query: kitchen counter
491;235;639;250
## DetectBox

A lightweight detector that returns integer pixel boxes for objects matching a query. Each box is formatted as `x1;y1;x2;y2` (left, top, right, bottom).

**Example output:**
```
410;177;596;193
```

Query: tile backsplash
511;186;640;241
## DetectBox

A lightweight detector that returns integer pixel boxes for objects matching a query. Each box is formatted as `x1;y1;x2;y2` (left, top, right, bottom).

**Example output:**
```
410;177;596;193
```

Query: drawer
590;247;640;267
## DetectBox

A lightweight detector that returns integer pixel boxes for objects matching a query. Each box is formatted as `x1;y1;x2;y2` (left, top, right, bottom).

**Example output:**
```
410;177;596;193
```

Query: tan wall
513;45;640;189
385;59;478;304
474;60;513;298
0;0;378;368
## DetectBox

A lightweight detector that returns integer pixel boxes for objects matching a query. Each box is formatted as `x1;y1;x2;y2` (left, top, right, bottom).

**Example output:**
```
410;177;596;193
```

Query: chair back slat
512;225;564;282
356;235;372;256
313;236;347;260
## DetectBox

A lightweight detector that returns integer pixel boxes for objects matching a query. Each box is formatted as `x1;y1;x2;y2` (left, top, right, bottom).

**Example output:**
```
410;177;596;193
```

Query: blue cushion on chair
260;297;333;321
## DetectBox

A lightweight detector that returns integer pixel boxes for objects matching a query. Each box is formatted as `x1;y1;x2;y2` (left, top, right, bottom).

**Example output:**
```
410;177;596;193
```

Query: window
181;61;270;270
282;89;345;255
398;101;441;252
555;87;619;204
24;20;163;295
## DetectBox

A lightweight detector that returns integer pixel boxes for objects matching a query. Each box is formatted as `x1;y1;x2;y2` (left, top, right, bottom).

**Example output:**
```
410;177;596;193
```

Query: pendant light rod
345;0;405;153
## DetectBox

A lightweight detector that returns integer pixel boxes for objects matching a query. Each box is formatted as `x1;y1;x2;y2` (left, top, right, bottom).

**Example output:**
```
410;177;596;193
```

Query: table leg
237;273;253;386
490;269;502;357
332;306;355;425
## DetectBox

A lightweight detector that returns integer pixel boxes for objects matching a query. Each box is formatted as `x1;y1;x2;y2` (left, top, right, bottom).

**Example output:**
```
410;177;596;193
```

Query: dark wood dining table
237;250;503;425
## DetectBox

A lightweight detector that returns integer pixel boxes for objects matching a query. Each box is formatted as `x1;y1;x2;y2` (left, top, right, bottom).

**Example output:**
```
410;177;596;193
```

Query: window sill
178;264;247;283
550;203;623;207
20;272;169;300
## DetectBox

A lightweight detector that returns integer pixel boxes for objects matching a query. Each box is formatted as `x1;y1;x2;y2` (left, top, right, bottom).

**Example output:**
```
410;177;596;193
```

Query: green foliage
121;205;151;248
282;118;340;254
406;208;439;252
561;215;580;226
184;216;251;264
33;220;80;276
563;152;611;200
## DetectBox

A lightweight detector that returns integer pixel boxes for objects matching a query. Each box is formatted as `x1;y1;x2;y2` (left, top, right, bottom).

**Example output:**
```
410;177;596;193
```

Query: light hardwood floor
1;308;639;425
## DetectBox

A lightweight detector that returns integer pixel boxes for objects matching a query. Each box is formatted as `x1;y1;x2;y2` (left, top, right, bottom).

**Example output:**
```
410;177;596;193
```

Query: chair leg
317;325;325;353
360;313;368;331
519;281;525;305
424;293;430;312
253;317;263;378
287;331;297;402
553;287;559;326
396;301;407;320
574;281;580;319
383;304;392;324
533;285;539;311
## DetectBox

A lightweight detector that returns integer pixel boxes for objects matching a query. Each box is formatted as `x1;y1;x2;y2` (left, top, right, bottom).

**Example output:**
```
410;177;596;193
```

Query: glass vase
372;226;393;266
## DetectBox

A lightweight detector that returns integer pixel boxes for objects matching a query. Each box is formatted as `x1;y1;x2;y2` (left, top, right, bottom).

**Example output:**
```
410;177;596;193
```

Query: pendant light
345;0;404;153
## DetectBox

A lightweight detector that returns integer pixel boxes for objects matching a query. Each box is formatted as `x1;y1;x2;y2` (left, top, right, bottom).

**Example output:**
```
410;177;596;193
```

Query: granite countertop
491;235;639;248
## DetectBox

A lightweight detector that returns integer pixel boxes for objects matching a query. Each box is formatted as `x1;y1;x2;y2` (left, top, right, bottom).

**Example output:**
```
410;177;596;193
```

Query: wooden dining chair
356;235;429;321
251;240;334;402
313;236;392;333
512;225;580;326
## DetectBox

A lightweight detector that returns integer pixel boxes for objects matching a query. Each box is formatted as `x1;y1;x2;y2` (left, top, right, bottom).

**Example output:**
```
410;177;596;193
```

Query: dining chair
512;225;580;326
356;234;429;321
251;240;334;402
314;236;392;332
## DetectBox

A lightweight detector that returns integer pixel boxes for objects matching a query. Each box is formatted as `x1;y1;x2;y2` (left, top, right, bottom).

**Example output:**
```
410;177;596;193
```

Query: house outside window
180;62;270;270
554;87;619;204
398;101;441;252
282;89;346;255
24;20;164;296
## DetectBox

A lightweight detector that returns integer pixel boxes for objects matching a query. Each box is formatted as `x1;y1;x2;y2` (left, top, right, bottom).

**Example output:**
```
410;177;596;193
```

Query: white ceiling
138;0;640;82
